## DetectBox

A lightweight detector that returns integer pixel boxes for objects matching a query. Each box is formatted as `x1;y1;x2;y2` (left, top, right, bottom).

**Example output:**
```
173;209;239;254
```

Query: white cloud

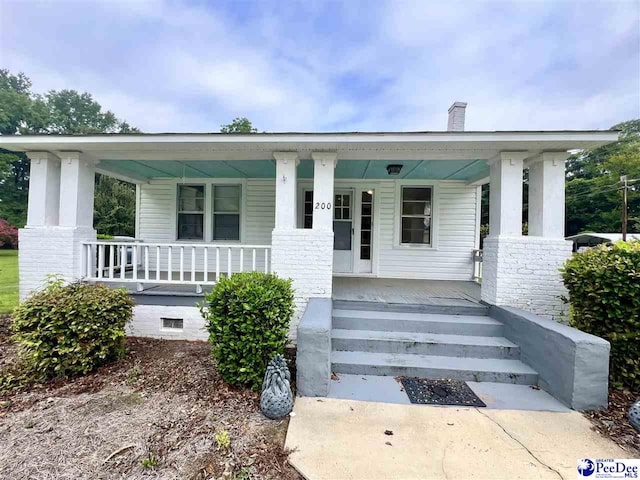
0;0;637;133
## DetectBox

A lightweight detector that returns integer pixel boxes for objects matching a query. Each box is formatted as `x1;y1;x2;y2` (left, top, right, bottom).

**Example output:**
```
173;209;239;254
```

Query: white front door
333;190;353;273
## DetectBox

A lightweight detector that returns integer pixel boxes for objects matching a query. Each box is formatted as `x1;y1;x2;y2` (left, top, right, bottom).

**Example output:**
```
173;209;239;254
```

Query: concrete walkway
286;397;626;480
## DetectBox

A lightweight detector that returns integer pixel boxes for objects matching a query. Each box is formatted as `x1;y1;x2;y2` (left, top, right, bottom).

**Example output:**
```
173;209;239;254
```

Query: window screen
400;187;432;245
213;185;240;240
177;185;205;240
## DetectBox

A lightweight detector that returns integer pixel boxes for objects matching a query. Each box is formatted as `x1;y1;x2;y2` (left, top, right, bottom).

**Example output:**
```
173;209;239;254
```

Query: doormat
399;377;486;407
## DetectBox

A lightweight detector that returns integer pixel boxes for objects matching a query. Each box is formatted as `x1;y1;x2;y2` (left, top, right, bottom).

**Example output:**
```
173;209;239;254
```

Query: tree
0;69;139;229
220;117;257;133
565;120;640;235
93;176;136;237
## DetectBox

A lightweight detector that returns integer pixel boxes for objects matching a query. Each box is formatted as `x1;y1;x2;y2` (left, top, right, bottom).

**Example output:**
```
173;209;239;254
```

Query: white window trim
172;178;247;243
212;184;243;243
393;180;439;249
176;183;206;242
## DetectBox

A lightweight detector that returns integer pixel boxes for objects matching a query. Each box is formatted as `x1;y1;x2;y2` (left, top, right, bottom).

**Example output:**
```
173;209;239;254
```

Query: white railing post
156;246;161;281
108;245;115;279
179;246;184;282
120;245;126;279
227;247;232;277
216;247;220;281
264;248;269;273
191;246;196;282
168;246;173;282
252;248;256;271
144;246;150;280
239;248;244;273
203;247;208;283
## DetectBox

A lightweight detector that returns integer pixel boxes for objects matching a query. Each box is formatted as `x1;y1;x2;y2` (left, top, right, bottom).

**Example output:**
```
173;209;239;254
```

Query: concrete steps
332;329;521;359
331;351;539;385
331;302;538;386
333;309;504;337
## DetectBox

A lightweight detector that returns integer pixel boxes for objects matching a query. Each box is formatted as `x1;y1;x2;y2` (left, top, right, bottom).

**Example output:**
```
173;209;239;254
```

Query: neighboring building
566;232;640;252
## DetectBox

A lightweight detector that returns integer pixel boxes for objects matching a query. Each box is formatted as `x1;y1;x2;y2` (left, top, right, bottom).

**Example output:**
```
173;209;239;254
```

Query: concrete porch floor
332;277;481;306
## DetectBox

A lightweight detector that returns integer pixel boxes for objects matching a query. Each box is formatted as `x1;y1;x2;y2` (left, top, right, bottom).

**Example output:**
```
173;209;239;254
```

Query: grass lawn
0;250;18;315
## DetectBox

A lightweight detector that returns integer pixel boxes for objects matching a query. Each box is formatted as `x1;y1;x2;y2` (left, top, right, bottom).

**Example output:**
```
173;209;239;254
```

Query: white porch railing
82;241;271;292
472;249;483;282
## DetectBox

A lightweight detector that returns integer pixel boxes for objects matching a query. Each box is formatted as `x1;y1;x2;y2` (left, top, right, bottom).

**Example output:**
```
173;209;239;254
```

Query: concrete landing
327;374;569;411
286;397;626;480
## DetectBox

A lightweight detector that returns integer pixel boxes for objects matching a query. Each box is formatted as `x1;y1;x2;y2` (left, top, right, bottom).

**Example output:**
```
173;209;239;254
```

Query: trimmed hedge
12;281;134;379
561;241;640;390
202;272;294;391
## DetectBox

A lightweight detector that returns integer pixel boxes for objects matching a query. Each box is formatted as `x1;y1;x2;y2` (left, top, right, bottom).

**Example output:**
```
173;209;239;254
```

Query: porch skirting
481;236;572;322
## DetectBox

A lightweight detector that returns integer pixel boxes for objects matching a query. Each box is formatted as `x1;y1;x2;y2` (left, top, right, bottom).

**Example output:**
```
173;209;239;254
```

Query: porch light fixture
386;164;403;176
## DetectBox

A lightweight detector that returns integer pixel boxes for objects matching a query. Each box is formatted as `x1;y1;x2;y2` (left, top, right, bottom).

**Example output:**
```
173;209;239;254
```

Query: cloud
0;0;638;132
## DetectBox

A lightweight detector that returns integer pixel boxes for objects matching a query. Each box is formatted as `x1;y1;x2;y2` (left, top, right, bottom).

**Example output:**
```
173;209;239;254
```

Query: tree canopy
220;117;257;133
565;119;640;235
0;69;137;232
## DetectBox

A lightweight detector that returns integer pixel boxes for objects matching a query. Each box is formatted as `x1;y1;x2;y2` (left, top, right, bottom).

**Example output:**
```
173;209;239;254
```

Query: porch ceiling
0;130;618;183
98;158;490;181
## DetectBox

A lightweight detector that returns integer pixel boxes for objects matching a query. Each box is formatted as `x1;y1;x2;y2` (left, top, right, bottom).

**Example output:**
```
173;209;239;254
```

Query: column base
481;235;572;322
271;228;334;340
19;226;96;299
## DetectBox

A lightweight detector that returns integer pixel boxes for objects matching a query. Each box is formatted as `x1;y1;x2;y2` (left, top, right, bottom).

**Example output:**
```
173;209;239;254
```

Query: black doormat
399;377;486;407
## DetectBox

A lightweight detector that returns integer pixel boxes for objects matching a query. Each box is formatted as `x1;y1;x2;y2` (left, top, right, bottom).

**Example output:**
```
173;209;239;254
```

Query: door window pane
334;221;352;250
303;190;313;229
360;190;373;260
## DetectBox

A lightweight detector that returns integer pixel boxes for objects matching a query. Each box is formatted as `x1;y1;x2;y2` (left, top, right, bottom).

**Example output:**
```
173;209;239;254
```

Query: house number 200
315;202;332;210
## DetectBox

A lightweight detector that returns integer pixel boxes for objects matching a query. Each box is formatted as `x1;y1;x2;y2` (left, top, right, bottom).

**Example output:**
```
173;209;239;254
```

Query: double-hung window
177;185;205;240
400;186;432;245
212;185;241;241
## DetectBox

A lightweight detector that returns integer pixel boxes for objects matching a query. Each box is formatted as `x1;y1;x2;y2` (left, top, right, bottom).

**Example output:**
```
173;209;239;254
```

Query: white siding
377;180;478;281
137;179;275;273
136;178;478;282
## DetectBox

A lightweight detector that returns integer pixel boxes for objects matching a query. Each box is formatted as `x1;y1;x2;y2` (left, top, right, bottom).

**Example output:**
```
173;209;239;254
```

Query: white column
273;152;298;229
311;152;337;231
25;152;61;227
59;151;96;228
488;151;527;236
527;152;568;238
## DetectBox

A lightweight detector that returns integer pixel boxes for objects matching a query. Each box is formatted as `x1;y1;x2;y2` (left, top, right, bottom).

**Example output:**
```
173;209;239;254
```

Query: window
162;317;184;330
177;185;205;240
303;190;313;229
400;186;432;245
213;185;241;240
360;191;373;259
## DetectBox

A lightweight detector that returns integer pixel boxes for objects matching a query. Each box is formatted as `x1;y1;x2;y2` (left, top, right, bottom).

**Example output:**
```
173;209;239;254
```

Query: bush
0;218;18;248
12;280;134;379
561;241;640;390
202;272;294;390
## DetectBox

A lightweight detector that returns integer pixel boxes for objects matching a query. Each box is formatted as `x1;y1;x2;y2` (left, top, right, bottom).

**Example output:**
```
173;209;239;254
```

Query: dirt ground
584;387;640;457
0;316;300;480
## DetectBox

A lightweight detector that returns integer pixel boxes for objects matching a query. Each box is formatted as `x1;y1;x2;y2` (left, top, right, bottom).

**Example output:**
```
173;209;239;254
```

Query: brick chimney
447;101;467;131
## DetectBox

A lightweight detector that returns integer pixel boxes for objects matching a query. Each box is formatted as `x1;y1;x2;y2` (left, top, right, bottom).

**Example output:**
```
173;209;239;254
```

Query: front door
333;190;353;273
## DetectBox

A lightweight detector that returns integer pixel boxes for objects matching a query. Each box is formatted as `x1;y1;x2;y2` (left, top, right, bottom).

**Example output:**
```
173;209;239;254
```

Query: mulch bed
398;377;486;407
583;387;640;457
0;315;301;479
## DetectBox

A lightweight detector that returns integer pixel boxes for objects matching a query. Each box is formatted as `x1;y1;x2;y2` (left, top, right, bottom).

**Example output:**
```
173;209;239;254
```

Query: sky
1;0;639;133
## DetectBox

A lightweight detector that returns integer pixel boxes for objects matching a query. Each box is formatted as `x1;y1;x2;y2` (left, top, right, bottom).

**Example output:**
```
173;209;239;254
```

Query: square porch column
19;151;97;299
481;151;572;322
270;151;335;340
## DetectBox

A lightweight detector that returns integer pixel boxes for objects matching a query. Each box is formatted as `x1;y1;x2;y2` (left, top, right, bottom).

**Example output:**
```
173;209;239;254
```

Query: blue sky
1;0;638;132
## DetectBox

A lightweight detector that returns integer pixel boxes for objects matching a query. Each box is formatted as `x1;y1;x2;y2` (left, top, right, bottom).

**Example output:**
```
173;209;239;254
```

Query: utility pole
621;175;628;241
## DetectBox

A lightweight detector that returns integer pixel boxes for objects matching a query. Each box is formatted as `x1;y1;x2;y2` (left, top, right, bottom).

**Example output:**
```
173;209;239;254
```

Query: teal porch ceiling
99;159;489;182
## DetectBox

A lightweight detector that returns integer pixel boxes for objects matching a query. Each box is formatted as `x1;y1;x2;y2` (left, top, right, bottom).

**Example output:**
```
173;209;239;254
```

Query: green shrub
12;280;134;379
561;241;640;390
202;272;294;390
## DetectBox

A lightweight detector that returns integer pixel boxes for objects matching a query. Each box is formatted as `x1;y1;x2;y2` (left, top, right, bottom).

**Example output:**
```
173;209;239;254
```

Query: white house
0;104;618;408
